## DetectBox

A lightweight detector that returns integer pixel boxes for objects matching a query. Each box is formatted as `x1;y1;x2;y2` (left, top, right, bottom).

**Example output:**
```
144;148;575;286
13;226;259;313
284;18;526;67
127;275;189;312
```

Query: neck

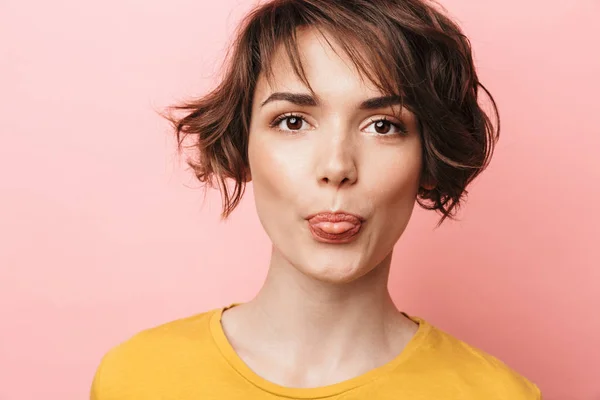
220;247;418;388
245;247;402;353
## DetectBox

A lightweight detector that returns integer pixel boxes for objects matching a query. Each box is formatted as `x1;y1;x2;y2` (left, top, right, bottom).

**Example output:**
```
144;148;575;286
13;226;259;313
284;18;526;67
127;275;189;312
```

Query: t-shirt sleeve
534;384;543;400
90;355;106;400
89;347;123;400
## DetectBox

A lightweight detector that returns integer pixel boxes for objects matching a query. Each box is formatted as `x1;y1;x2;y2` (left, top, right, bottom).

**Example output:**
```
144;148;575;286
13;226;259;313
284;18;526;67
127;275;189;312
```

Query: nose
316;131;358;188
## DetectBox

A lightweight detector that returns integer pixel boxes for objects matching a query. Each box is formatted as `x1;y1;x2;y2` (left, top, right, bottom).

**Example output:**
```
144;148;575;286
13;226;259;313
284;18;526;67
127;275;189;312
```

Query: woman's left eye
363;118;408;135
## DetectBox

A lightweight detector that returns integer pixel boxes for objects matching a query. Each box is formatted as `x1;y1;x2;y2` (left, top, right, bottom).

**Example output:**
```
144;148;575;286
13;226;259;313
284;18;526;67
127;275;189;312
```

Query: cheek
248;133;307;207
361;146;422;255
364;144;423;209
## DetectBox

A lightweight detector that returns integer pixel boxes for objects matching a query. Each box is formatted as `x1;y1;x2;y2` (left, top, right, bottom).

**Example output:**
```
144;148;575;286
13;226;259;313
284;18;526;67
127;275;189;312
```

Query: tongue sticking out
307;214;363;242
309;221;357;234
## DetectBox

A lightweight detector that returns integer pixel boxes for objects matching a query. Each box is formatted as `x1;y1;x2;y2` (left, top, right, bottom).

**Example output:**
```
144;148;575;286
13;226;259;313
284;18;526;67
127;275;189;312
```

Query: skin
220;27;429;389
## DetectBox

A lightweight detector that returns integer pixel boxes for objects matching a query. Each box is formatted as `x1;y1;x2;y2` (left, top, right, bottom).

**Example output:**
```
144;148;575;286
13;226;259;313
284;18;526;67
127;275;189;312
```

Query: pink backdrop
1;0;599;399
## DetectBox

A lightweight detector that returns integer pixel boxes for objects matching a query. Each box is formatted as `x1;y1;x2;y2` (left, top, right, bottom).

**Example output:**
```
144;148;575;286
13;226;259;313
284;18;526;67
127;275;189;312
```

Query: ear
243;166;252;182
420;173;435;191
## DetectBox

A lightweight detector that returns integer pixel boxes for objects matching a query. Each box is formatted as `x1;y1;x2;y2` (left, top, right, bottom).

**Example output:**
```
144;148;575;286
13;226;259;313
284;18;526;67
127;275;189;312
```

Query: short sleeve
90;356;105;400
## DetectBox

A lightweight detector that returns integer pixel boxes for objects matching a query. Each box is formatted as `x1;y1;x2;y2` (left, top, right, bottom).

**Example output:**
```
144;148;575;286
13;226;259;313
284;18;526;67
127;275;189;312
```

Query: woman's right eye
270;114;311;132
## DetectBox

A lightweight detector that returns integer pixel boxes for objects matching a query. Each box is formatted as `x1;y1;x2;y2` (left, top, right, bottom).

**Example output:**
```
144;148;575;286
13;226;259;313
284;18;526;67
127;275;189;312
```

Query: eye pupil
375;120;391;134
286;117;302;130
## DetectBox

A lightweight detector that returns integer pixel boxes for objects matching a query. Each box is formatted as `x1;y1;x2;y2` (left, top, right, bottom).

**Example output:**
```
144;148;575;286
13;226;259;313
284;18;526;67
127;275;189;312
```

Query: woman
91;0;541;398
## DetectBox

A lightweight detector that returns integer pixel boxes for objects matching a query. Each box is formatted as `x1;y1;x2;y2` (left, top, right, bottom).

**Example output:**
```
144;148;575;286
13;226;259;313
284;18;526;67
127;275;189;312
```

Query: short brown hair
166;0;499;225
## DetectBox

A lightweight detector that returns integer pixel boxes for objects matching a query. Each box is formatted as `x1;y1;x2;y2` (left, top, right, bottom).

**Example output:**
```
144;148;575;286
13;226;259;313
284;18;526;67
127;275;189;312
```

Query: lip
305;211;365;244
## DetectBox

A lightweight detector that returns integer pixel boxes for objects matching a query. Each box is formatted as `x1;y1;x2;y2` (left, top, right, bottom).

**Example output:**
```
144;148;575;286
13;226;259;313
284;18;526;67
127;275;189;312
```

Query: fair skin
220;27;429;388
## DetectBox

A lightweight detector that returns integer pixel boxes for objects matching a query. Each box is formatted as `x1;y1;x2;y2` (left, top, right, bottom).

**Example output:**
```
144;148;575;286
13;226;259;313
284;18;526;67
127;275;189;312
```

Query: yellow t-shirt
91;305;541;399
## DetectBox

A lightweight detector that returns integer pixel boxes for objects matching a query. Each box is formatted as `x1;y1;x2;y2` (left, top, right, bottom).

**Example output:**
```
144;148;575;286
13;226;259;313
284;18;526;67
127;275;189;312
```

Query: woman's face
248;28;424;283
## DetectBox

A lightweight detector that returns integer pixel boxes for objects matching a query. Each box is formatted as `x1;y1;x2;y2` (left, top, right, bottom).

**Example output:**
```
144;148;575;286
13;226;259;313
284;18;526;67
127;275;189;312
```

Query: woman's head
168;0;498;283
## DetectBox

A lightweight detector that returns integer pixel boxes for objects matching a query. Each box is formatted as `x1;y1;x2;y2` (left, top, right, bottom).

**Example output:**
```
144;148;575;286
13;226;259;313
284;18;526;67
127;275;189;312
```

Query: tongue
309;221;357;234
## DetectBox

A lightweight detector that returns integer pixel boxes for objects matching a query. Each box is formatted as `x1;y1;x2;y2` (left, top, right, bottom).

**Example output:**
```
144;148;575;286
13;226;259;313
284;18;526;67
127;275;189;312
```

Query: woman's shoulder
90;307;221;399
409;316;541;399
109;308;216;352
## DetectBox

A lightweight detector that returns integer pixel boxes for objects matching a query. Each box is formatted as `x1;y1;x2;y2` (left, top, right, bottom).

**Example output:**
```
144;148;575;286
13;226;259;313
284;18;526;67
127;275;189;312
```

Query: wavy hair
166;0;499;225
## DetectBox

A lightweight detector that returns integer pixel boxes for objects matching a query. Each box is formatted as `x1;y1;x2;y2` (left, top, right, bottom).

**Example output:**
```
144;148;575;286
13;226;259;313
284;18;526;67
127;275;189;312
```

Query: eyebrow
259;92;403;110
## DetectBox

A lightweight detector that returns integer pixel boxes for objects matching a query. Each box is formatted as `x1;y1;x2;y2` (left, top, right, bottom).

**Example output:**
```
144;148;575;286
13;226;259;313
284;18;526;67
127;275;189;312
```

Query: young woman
91;0;541;398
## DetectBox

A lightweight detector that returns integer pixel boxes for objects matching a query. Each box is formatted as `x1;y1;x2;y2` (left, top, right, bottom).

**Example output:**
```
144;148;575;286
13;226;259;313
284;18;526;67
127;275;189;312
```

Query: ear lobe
420;174;436;191
243;167;252;183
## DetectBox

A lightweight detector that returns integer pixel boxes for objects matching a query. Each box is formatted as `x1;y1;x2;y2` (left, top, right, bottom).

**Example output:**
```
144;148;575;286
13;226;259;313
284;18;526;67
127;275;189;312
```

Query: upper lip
305;211;366;222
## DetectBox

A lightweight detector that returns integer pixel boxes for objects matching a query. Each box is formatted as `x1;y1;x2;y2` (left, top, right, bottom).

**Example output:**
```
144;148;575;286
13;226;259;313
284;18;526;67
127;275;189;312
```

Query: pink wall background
1;0;599;399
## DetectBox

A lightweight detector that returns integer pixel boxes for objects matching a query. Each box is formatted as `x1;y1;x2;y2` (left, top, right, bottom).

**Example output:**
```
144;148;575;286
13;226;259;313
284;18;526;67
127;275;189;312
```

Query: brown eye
374;120;392;134
363;118;408;136
271;114;310;132
286;116;303;130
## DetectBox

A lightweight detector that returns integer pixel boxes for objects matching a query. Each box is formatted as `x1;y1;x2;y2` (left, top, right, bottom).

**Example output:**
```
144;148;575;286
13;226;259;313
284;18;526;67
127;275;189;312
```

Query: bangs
246;0;407;104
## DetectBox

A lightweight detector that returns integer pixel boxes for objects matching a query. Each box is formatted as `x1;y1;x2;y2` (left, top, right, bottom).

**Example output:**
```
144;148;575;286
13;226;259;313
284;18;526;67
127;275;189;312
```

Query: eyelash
269;113;408;135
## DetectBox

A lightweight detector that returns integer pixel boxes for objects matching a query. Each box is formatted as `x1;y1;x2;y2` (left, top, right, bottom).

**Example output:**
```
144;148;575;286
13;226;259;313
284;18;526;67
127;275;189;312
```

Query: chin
296;254;374;284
